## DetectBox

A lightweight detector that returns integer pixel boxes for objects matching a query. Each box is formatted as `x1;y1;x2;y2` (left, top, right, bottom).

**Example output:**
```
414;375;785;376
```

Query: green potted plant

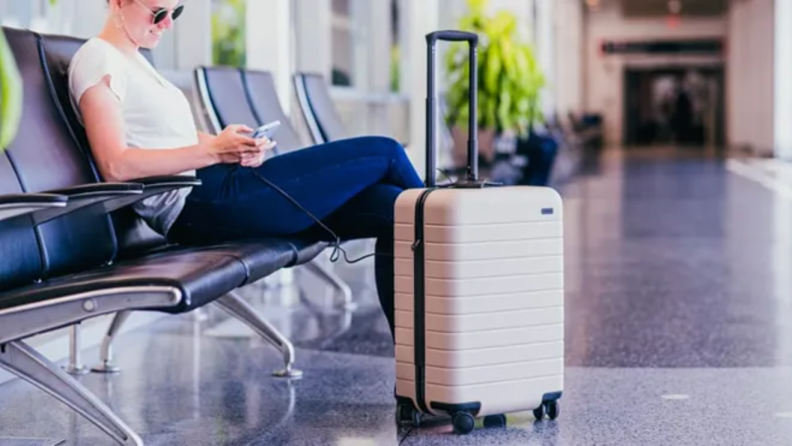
211;0;247;67
1;0;61;152
443;0;545;167
0;28;23;152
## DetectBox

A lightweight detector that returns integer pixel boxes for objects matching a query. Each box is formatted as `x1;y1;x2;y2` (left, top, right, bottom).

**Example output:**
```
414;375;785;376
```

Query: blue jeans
168;136;424;334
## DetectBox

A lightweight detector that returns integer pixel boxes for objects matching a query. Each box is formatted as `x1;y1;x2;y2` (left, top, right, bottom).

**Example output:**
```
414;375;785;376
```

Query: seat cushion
119;238;330;286
286;238;330;267
0;249;250;315
165;238;326;285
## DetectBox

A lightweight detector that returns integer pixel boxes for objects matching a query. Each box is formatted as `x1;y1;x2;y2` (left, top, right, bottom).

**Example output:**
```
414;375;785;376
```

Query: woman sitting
68;0;424;336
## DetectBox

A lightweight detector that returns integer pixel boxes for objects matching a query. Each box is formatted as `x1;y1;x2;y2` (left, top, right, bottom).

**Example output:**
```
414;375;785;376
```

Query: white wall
552;0;584;118
727;0;774;156
775;0;792;159
584;0;727;145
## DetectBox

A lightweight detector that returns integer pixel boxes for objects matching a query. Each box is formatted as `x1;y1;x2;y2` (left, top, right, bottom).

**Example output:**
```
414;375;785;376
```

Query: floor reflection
3;148;792;444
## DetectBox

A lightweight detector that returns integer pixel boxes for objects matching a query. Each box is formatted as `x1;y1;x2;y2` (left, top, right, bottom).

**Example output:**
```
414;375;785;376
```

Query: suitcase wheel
546;401;560;420
483;414;507;429
534;401;560;421
452;411;475;435
396;402;421;428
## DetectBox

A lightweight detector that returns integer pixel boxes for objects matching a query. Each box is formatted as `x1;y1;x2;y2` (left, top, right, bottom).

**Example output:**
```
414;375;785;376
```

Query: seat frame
0;27;328;446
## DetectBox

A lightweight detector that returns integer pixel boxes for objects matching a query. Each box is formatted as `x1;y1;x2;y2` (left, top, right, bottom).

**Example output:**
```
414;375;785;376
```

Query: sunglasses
131;0;185;25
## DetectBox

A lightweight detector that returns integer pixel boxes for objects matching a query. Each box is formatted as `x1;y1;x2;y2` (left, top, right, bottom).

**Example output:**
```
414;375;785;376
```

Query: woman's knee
349;136;405;159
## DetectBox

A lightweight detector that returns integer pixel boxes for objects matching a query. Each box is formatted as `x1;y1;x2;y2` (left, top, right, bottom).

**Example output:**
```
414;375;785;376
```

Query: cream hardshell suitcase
393;30;564;435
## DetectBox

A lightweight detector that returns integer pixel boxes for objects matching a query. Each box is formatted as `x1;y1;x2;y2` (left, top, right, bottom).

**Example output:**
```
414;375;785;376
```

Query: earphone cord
246;168;456;265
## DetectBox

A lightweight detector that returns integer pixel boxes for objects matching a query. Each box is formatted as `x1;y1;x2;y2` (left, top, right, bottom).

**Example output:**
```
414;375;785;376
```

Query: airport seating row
0;26;351;445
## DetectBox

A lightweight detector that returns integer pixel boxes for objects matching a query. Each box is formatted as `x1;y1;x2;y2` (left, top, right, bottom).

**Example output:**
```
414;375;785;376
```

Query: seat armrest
0;193;68;223
32;183;144;225
45;182;144;198
98;175;202;216
28;177;201;225
133;175;202;191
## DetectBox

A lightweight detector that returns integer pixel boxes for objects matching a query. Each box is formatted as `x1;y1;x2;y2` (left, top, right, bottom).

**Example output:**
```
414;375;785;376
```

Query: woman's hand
207;124;264;163
240;138;278;168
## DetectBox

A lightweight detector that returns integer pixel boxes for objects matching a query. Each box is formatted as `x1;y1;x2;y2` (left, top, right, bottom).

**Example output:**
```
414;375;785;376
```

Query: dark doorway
623;66;725;148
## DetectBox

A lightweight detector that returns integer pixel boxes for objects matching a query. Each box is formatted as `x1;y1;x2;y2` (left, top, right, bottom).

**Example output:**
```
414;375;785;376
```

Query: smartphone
251;120;281;139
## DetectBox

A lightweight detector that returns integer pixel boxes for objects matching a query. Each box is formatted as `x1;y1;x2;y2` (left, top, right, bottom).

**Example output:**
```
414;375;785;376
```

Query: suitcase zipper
413;188;436;414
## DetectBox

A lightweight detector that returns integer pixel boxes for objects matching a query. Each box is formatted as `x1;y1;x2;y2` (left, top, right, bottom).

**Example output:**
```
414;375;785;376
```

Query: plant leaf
0;30;23;152
444;2;545;134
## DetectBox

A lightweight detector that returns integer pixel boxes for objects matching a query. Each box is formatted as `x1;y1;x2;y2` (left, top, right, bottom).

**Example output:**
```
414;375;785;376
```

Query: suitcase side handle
425;30;479;187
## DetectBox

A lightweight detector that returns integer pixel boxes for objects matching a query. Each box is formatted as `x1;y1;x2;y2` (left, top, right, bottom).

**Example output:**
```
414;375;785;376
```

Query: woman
68;0;424;335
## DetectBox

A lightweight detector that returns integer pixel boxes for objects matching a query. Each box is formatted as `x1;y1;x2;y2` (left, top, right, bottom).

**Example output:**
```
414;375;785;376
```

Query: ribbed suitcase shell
394;185;564;418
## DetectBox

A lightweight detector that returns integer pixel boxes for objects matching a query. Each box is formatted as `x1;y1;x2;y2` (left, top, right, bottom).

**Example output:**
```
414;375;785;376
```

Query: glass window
331;0;354;86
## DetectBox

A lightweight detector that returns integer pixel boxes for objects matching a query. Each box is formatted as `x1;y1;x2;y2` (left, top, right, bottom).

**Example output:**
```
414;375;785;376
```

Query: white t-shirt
68;37;197;237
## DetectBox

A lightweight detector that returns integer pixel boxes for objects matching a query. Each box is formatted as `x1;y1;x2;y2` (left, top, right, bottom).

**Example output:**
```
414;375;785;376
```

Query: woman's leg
296;183;403;336
169;136;423;243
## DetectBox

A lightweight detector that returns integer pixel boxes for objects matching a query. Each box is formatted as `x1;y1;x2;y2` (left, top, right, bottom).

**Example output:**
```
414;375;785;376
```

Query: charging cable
246;167;456;265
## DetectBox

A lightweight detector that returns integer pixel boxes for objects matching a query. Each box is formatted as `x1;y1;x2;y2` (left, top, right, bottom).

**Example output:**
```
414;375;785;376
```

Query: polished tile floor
3;146;792;445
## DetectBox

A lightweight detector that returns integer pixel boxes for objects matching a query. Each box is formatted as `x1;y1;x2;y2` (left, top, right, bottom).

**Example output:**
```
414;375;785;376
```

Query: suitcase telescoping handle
425;30;479;188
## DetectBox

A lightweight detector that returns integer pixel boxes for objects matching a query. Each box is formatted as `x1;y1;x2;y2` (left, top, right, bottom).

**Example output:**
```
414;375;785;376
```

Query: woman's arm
79;76;263;182
197;131;215;146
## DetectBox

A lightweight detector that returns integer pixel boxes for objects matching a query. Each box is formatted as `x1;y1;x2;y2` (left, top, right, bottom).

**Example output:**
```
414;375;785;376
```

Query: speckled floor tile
2;147;792;445
0;440;64;446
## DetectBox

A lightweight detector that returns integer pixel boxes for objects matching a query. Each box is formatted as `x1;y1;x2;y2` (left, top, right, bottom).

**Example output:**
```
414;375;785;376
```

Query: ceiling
617;0;729;17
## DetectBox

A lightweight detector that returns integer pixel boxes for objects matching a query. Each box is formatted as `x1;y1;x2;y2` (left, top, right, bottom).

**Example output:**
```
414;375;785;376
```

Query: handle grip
425;30;479;188
426;31;479;46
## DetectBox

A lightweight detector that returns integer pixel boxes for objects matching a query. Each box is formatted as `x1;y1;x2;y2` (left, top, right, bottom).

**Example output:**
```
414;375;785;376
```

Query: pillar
246;0;294;114
294;0;332;78
553;0;583;117
775;0;792;159
400;0;440;179
535;0;555;116
173;0;212;70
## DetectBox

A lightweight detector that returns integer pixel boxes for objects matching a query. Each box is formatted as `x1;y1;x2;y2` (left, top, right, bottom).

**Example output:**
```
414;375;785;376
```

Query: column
246;0;294;114
553;0;583;117
535;0;555;116
358;0;392;135
294;0;332;78
400;0;440;179
68;0;108;38
173;0;212;70
361;0;391;94
775;0;792;159
754;0;775;156
726;0;746;149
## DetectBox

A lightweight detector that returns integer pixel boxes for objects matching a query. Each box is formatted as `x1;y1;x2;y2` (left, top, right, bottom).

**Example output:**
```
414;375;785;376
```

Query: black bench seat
0;249;246;321
0;26;329;445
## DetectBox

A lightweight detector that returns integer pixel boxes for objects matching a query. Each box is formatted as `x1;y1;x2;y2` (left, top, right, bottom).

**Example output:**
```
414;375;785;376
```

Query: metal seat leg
91;311;132;373
0;340;143;445
303;258;356;310
216;292;303;378
63;324;88;375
